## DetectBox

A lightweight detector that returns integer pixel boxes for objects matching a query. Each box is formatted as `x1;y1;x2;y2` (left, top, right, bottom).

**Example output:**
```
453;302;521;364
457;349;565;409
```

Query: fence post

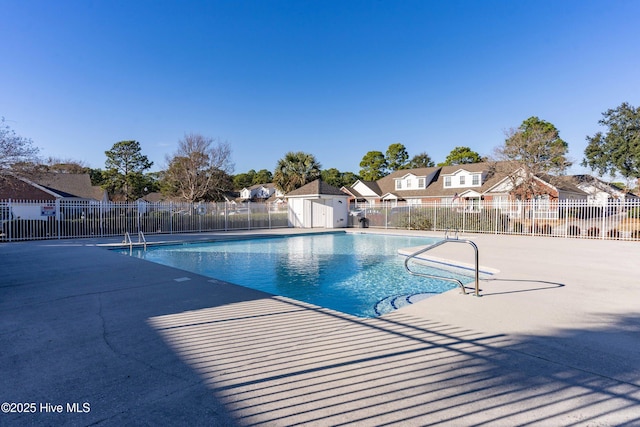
100;202;105;237
563;200;568;238
136;201;141;235
224;202;228;231
433;203;437;232
7;199;12;242
600;202;606;240
385;206;388;229
55;198;61;239
462;205;466;233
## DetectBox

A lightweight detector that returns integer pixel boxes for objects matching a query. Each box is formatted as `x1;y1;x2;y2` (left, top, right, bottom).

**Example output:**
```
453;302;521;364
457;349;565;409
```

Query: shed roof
286;179;347;197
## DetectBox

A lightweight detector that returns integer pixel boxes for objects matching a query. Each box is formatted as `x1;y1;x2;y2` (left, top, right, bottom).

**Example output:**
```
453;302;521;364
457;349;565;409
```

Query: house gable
351;180;380;197
418;163;500;200
441;168;484;189
381;192;400;201
393;173;429;191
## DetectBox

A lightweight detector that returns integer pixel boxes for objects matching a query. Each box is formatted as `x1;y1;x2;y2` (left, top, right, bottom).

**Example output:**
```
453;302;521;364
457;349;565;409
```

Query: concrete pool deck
1;229;639;426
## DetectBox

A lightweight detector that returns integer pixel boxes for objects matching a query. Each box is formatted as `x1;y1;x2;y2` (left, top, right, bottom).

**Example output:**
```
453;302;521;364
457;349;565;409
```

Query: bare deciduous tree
42;157;90;174
493;116;571;199
0;117;40;181
163;133;234;202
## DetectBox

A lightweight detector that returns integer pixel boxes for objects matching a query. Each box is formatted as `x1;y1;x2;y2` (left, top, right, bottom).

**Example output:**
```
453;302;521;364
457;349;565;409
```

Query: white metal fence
3;198;640;242
347;199;640;241
0;200;289;241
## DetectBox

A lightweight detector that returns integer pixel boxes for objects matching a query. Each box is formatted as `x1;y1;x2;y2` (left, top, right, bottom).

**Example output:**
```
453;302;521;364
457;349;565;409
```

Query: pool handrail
403;237;480;297
124;231;147;254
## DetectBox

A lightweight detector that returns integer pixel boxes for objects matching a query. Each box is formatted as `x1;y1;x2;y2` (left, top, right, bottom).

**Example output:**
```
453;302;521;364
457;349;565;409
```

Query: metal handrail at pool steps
123;231;147;254
403;237;481;297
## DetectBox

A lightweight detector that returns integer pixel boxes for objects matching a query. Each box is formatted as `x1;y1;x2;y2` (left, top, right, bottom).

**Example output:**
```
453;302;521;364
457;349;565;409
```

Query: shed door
311;200;328;228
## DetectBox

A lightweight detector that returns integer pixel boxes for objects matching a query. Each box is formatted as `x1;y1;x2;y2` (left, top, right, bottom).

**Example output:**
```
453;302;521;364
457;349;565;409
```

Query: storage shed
285;179;349;228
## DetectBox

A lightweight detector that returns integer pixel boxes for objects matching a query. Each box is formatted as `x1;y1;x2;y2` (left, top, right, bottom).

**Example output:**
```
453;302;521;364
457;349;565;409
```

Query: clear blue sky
2;0;639;178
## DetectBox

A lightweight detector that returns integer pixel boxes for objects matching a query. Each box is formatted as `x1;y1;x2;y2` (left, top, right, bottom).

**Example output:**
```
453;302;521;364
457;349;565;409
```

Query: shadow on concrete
0;242;257;426
2;240;639;426
148;297;640;426
479;277;566;295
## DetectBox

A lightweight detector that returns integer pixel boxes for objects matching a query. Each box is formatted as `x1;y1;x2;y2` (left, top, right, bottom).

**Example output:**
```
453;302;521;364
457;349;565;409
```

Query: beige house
342;162;589;211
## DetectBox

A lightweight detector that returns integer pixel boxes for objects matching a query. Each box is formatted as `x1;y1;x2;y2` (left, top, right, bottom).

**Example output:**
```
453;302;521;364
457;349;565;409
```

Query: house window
472;174;480;186
396;180;401;190
418;178;425;188
459;176;466;185
444;176;451;187
406;180;411;188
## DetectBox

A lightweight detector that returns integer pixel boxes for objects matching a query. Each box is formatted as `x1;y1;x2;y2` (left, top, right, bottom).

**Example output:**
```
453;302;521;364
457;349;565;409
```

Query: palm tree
273;151;322;193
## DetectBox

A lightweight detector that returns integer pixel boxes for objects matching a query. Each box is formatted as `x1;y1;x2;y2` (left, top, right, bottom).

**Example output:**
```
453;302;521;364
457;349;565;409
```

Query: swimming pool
122;232;473;317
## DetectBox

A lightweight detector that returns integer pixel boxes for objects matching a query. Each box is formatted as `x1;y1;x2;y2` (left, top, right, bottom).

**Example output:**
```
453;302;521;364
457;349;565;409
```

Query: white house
572;175;639;206
240;183;284;202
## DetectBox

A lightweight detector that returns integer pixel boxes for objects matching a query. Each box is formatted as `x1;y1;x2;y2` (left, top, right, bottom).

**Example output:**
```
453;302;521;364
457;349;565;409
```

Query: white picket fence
0;199;289;241
347;199;640;241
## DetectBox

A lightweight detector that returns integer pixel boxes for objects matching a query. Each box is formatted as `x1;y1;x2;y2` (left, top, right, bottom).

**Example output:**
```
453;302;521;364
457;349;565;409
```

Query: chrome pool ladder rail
444;228;459;240
124;231;147;254
403;238;480;297
138;231;147;250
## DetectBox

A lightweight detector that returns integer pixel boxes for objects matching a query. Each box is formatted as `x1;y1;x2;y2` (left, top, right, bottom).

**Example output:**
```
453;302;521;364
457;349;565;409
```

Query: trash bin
359;217;369;228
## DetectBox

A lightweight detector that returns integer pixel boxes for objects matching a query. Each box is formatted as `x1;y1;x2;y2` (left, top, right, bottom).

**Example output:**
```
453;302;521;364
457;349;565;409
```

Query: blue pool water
122;232;473;317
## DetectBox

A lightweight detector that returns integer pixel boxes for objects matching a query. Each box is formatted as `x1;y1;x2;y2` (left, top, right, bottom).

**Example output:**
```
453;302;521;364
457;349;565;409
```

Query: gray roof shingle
286;179;346;197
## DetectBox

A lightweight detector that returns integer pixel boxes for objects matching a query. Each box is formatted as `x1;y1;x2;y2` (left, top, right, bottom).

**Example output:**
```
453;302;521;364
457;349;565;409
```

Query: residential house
239;183;284;203
2;173;108;202
483;170;587;219
0;173;108;221
420;163;507;209
342;163;504;208
138;192;166;203
0;175;57;201
340;179;383;207
341;162;590;214
572;175;639;206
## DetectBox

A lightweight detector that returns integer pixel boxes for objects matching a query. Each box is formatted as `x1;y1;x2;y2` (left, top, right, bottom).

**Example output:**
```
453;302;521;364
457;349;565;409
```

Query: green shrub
395;212;433;230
